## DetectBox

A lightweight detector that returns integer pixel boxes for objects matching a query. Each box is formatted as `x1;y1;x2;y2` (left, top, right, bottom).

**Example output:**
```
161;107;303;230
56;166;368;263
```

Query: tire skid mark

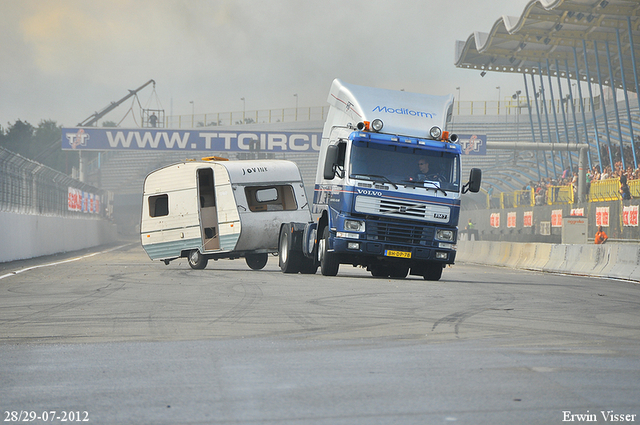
285;310;320;331
0;282;126;328
431;288;517;338
209;282;263;324
431;307;488;337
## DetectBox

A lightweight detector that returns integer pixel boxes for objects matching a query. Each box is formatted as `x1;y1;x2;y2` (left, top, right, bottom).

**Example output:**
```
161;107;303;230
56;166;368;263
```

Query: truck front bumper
331;237;456;264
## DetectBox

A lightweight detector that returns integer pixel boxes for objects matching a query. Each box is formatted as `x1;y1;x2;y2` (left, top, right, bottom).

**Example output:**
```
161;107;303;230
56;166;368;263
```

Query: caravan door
197;167;220;251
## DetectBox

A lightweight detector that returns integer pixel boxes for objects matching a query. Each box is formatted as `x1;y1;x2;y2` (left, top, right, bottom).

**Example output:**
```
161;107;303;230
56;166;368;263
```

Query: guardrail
457;240;640;282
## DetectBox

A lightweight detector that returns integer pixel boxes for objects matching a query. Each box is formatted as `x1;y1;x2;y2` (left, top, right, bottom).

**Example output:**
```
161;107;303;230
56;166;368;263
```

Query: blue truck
277;79;481;280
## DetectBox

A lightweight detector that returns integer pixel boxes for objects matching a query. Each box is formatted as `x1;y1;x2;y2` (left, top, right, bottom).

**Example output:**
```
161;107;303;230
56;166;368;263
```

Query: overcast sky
1;0;533;128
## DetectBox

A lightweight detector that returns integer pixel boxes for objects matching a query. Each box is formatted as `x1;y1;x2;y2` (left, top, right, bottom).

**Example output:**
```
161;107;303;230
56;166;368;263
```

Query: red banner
490;213;500;228
551;209;563;227
523;211;533;227
507;212;516;228
596;206;609;227
623;205;639;227
68;187;100;214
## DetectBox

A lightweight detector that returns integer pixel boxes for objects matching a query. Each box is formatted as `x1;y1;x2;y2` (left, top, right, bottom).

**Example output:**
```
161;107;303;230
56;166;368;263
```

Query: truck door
197;168;220;251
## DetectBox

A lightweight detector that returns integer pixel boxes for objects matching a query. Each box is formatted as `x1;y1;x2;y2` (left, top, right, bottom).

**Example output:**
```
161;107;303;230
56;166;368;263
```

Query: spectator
620;174;631;200
595;226;608;244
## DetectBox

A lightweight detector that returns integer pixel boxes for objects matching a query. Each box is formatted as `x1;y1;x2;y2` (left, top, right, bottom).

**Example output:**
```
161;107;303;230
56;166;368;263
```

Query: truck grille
354;195;450;223
366;218;435;246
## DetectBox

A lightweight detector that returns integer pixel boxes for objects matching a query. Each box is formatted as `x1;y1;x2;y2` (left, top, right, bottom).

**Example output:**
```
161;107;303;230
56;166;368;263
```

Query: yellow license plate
385;250;411;258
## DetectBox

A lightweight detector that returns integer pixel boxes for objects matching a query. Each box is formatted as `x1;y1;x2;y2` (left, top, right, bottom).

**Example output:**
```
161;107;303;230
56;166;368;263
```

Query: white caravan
141;158;312;270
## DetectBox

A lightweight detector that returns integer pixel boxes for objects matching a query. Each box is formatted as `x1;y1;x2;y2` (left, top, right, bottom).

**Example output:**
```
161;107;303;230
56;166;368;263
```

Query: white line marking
0;243;132;281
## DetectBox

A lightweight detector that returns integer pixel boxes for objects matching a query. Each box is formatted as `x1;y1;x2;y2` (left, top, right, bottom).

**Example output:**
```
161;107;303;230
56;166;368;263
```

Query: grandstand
455;96;640;194
454;0;640;215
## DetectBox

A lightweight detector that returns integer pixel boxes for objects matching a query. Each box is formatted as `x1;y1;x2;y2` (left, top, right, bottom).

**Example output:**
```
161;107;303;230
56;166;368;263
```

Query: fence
0;147;111;218
493;178;640;209
166;106;329;129
451;96;598;116
165;97;599;128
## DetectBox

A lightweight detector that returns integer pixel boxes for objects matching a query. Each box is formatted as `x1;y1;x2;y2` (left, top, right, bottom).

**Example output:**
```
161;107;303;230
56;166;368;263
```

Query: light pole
190;100;194;127
241;97;245;123
496;86;501;114
455;87;460;115
512;90;522;142
293;94;298;121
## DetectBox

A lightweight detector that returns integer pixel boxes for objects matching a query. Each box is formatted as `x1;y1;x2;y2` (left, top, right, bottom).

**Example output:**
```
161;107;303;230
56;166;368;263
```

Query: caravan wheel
187;250;208;270
245;253;268;270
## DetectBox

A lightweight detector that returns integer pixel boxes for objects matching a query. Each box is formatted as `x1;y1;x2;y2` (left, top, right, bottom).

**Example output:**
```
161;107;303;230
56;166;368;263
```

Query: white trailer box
141;158;311;270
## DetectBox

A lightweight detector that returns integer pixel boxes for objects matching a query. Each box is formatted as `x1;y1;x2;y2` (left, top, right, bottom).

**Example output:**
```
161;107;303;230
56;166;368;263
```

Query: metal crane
76;79;156;127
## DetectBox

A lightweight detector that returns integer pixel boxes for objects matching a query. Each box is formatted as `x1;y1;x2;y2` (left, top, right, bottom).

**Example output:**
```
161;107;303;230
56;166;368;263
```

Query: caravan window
149;194;169;217
245;185;298;212
256;187;278;202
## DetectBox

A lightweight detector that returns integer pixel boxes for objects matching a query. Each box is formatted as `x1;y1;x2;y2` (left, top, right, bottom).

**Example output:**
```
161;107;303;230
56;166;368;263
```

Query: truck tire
370;265;390;277
422;264;443;281
279;225;302;273
245;253;268;270
389;265;409;279
299;256;318;274
319;227;339;276
187;249;208;270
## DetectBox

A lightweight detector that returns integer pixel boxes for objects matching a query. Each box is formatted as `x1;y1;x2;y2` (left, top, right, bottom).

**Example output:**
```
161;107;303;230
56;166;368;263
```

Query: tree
0;119;77;175
34;120;74;173
2;120;35;157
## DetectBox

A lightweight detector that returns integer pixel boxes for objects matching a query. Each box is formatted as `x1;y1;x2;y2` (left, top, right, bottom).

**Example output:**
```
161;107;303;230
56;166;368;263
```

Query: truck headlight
371;119;384;132
436;229;454;241
429;126;442;140
344;220;365;232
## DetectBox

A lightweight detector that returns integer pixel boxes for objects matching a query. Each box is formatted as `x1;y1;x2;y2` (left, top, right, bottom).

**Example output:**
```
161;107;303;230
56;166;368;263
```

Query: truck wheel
423;264;443;281
319;227;339;276
187;249;208;270
245;253;268;270
389;266;409;279
279;226;301;273
370;265;390;277
299;256;318;274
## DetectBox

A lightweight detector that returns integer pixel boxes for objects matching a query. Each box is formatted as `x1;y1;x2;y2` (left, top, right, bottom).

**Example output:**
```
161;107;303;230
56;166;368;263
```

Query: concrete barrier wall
0;211;118;263
456;240;640;282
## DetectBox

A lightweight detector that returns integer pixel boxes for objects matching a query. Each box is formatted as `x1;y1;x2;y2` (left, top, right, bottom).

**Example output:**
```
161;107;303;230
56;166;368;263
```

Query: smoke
1;0;530;126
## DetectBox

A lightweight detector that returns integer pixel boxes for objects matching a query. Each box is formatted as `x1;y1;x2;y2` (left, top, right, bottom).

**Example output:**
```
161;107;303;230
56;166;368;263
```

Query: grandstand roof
454;0;640;92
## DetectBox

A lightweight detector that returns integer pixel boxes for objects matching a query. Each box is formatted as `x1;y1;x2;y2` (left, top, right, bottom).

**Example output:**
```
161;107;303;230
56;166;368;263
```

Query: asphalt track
1;241;639;424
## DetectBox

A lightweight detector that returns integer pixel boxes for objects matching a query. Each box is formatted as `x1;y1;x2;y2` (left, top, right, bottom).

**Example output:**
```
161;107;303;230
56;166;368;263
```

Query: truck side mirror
463;168;482;193
323;145;339;180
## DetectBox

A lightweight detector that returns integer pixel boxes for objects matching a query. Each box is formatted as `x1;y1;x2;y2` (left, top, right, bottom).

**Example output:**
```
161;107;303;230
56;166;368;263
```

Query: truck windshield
349;139;460;191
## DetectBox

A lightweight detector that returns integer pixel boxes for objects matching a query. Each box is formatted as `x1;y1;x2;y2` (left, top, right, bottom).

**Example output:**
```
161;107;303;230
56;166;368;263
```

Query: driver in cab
416;158;443;182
